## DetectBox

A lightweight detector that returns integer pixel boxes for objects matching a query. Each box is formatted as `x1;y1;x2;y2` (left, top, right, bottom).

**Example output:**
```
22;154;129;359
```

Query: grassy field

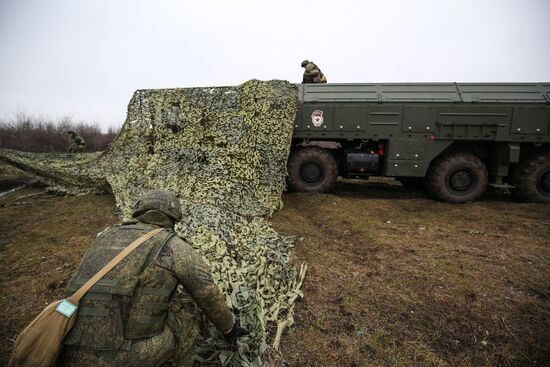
272;180;550;367
0;175;549;366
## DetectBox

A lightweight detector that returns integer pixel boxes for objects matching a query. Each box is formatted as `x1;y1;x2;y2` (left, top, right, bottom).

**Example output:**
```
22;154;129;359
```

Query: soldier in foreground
67;130;86;153
61;190;246;367
301;60;327;83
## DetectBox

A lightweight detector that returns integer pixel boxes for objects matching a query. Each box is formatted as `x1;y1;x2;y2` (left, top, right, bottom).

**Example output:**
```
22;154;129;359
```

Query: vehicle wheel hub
301;162;323;184
449;169;474;193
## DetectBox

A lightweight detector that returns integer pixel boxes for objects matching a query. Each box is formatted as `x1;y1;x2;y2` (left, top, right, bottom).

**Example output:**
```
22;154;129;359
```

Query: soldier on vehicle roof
301;60;327;84
67;130;86;153
61;190;247;367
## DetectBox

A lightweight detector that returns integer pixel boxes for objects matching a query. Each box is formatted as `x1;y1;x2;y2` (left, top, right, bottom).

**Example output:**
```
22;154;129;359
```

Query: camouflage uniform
68;131;86;153
61;191;236;367
301;60;327;84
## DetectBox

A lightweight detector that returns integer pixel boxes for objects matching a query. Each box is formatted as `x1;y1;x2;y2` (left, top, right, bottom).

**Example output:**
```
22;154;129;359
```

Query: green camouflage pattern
62;318;188;367
74;134;85;146
0;80;307;366
158;235;235;334
302;62;326;83
0;149;107;194
133;190;183;222
69;133;86;153
64;223;177;348
63;219;228;366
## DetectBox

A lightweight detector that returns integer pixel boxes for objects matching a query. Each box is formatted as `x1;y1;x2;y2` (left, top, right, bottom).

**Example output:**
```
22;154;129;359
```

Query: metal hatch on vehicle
300;83;461;103
378;83;460;102
301;84;378;103
457;83;548;103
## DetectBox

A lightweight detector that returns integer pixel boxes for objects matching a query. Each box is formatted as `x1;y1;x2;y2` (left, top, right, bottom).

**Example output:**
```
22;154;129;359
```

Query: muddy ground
0;173;549;367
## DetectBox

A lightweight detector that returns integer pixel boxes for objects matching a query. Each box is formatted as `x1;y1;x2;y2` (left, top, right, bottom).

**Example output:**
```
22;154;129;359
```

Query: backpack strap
67;228;164;305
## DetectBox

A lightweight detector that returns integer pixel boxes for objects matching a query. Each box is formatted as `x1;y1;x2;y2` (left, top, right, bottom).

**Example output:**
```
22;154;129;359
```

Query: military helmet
301;60;309;67
67;130;75;135
132;190;182;222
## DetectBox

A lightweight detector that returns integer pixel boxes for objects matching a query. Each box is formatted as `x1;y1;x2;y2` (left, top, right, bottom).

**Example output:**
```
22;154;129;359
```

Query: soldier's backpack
8;228;164;367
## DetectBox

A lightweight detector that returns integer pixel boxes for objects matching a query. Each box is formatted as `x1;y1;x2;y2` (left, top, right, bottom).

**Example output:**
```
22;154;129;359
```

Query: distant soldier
61;190;247;367
301;60;327;84
67;130;86;153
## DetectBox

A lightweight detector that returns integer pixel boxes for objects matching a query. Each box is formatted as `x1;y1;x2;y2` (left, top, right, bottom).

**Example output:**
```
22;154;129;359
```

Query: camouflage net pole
0;80;306;366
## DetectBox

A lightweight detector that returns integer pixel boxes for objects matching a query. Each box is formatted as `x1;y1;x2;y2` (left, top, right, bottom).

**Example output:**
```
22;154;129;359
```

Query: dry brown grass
0;186;119;365
0;177;548;366
272;179;550;367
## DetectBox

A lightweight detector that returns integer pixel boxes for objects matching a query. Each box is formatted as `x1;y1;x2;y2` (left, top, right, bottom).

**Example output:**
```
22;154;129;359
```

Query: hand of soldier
223;324;248;346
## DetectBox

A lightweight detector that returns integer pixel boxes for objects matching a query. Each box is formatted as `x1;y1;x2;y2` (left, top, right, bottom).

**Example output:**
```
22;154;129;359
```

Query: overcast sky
1;0;549;130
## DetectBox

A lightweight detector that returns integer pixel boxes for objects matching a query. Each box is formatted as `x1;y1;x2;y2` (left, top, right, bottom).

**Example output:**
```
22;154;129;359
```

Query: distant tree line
0;111;119;153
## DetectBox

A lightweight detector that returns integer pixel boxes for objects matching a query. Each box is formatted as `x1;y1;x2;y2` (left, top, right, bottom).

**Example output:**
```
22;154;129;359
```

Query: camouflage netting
0;150;108;194
0;80;306;366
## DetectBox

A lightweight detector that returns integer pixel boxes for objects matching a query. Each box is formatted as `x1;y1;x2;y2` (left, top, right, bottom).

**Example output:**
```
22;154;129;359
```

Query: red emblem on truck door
311;110;324;127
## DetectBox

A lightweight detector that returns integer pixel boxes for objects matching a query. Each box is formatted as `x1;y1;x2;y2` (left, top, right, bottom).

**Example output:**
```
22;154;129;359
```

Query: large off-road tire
512;152;550;203
288;147;338;192
426;152;488;203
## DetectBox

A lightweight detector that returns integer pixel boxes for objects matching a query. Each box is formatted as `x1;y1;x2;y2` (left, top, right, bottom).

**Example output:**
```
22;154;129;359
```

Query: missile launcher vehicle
288;83;550;203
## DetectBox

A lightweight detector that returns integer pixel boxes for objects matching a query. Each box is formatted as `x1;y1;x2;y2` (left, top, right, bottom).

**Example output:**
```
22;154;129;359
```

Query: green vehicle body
289;83;550;202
